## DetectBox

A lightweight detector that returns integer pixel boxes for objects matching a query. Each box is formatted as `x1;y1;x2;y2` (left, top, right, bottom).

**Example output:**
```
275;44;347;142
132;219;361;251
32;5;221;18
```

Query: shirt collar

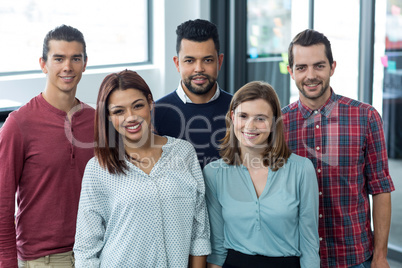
297;88;338;119
176;81;220;104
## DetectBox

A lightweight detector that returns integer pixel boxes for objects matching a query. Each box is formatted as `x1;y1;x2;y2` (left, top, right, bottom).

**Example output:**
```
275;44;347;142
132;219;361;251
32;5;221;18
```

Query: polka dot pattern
73;137;211;267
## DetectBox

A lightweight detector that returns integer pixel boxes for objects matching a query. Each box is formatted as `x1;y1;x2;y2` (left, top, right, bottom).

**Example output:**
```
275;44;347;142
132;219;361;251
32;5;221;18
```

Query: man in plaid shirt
282;29;395;268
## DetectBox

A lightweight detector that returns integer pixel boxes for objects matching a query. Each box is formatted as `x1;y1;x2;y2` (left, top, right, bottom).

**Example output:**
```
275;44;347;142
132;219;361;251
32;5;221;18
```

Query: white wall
0;0;210;106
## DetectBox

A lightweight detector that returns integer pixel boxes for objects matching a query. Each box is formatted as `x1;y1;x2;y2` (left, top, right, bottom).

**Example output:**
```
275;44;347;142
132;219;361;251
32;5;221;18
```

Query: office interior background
0;0;401;266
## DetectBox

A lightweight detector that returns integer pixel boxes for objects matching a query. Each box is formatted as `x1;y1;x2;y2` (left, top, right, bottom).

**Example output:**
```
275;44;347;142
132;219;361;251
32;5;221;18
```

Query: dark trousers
223;249;301;268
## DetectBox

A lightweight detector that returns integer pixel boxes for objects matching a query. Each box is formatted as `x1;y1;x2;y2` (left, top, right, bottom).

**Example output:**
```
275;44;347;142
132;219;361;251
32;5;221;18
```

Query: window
0;0;150;76
313;0;360;101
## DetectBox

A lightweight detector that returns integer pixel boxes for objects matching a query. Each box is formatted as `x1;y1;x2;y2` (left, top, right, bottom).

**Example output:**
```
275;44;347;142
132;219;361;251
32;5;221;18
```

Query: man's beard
297;79;329;100
183;74;216;95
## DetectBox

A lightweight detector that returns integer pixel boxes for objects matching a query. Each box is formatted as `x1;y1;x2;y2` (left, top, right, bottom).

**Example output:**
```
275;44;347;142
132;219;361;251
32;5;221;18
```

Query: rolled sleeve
365;109;394;194
189;147;211;256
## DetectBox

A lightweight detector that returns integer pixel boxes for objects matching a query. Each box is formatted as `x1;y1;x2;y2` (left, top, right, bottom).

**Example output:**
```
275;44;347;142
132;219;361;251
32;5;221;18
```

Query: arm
203;163;227;267
0;117;24;268
298;159;320;268
73;160;105;268
371;193;391;268
188;145;211;259
207;263;222;268
364;109;394;268
189;255;207;268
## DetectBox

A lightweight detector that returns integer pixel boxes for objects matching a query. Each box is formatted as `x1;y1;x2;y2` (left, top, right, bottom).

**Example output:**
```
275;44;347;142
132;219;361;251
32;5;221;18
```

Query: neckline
125;136;172;176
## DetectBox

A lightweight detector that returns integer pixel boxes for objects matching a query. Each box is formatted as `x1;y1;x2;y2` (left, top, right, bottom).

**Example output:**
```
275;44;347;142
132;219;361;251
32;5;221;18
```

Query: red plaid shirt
281;90;394;268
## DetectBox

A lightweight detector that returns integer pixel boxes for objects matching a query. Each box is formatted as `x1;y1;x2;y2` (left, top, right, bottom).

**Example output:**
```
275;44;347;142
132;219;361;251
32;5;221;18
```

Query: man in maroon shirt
282;29;394;268
0;25;95;268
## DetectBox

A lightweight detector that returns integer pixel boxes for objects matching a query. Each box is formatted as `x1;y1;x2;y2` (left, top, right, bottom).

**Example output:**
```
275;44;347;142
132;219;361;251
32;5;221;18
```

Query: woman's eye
134;104;144;109
112;110;124;115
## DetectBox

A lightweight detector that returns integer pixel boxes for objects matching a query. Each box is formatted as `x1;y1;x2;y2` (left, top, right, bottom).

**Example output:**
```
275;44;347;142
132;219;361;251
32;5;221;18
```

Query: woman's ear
148;95;154;110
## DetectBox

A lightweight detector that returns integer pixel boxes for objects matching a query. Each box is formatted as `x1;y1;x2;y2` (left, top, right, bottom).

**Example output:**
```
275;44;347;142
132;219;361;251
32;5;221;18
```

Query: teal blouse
203;153;320;268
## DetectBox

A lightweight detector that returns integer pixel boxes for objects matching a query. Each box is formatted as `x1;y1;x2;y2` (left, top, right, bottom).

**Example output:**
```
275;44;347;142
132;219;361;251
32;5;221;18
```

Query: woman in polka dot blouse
73;70;211;267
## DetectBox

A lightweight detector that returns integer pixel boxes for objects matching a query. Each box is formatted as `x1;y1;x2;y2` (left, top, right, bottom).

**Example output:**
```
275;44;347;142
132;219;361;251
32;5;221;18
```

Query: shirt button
316;125;320;129
319;214;323;218
319;192;322;195
316;146;320;151
319;237;323;241
314;110;319;114
317;169;321;173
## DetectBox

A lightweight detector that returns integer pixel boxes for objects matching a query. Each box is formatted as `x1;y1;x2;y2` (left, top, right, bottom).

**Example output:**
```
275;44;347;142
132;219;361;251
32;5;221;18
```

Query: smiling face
287;44;336;108
40;40;87;95
173;38;223;100
232;99;273;151
108;88;153;147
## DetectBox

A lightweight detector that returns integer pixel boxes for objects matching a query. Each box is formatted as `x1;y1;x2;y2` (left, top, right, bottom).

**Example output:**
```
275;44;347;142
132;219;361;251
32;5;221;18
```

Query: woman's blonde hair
220;81;291;171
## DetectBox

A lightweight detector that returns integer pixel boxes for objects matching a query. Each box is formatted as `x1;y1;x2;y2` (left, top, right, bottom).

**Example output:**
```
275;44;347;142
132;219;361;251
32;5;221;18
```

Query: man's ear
173;56;180;73
330;61;337;77
218;53;224;70
287;65;295;80
39;57;48;74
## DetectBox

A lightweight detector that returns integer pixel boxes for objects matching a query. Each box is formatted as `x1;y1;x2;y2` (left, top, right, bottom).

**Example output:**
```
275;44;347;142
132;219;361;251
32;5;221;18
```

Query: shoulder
153;92;183;120
84;157;114;175
287;153;312;165
155;91;179;104
284;154;317;185
281;101;298;115
217;89;232;104
336;94;376;112
1;96;38;133
84;157;102;172
285;153;315;172
218;89;233;99
82;157;121;184
77;103;95;121
9;96;38;119
81;102;96;113
335;94;382;122
164;136;196;153
203;159;230;177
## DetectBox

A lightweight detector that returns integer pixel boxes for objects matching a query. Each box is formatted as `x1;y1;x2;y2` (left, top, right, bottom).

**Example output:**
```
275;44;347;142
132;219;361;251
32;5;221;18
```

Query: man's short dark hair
176;19;220;54
42;24;87;62
288;29;333;69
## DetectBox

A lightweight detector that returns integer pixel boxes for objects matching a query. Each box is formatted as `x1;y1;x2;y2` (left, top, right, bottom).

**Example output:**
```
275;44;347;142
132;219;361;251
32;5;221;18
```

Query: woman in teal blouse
203;81;320;268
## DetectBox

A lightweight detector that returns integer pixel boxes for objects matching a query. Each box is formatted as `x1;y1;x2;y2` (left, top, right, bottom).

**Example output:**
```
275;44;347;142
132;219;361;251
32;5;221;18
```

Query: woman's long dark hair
94;70;153;174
